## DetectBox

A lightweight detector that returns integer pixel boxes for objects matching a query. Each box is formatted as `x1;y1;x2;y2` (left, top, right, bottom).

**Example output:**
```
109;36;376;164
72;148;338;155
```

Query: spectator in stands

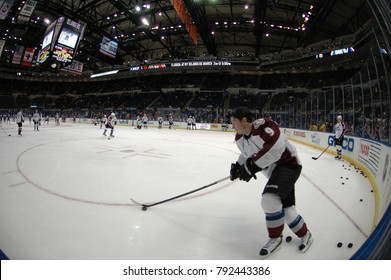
309;122;317;131
318;122;326;132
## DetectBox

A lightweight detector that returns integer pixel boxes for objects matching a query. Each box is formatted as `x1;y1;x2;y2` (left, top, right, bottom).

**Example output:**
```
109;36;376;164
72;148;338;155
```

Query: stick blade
131;198;149;207
130;198;144;206
311;157;318;160
131;198;149;211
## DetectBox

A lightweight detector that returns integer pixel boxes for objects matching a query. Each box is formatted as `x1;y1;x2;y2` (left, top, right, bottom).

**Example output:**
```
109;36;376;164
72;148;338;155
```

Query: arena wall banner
99;36;118;58
12;45;24;64
18;0;37;21
21;47;35;66
0;0;14;20
20;0;37;17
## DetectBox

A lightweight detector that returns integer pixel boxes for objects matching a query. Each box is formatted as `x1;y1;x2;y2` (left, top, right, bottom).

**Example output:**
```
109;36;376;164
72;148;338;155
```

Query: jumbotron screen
42;29;54;49
57;28;79;49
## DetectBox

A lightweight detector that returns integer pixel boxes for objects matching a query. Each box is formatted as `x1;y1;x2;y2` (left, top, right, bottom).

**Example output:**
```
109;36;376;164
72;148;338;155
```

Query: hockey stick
131;175;231;211
0;125;11;136
312;145;330;160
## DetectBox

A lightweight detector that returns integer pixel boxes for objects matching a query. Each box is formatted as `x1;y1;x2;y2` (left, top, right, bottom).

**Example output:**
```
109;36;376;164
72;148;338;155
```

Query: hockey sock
262;193;284;238
285;206;308;238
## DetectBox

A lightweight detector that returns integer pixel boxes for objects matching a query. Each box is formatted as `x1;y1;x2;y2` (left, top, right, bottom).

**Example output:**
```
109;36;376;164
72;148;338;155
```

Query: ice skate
299;230;313;252
259;236;282;258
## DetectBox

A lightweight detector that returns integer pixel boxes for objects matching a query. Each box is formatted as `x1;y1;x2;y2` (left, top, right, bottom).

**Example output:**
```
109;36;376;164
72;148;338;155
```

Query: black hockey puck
348;243;353;248
360;199;363;202
142;206;148;211
342;182;345;185
371;190;374;193
346;177;349;180
285;236;292;242
340;176;343;179
337;242;343;248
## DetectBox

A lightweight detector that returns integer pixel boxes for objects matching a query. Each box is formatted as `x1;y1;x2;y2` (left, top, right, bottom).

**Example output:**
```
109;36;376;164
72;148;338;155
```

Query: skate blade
299;237;314;253
259;243;282;259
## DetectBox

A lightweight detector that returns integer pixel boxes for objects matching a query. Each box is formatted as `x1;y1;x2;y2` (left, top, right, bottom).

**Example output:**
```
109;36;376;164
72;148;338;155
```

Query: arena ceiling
0;0;371;72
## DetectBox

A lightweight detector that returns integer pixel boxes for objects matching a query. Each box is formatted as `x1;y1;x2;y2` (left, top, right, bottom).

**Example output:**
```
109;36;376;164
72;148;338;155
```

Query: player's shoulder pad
252;117;273;129
253;118;265;129
235;133;243;141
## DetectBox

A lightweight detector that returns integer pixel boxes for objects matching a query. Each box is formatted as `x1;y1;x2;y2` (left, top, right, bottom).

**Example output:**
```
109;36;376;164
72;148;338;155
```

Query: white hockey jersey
235;118;301;179
106;115;116;126
16;111;24;123
334;122;345;138
33;113;40;122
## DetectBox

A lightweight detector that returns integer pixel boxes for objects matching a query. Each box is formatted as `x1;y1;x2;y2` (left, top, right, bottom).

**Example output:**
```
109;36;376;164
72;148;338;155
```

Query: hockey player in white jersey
142;114;148;129
103;112;116;138
55;113;60;126
191;116;196;130
168;115;174;129
136;115;142;129
334;115;346;160
229;108;313;257
101;115;107;129
158;116;163;129
186;116;192;130
16;109;24;136
32;110;41;131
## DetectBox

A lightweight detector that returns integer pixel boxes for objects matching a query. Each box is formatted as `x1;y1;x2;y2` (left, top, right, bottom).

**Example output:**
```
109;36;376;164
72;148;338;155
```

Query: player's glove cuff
240;158;262;182
230;162;243;181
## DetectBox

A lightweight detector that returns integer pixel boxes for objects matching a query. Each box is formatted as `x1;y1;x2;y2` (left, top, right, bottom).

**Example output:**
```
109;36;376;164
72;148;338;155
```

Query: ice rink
0;121;376;260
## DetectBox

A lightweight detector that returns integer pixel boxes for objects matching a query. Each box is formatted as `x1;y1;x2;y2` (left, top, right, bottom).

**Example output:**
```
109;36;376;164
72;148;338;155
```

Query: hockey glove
240;158;262;182
230;162;243;181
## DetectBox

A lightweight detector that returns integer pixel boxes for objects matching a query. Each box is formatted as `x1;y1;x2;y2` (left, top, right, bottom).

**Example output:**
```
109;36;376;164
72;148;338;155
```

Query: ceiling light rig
300;4;315;30
141;17;150;26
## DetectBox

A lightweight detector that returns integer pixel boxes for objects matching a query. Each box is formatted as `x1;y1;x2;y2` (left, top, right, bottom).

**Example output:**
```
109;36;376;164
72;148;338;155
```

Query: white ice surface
0;122;375;259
